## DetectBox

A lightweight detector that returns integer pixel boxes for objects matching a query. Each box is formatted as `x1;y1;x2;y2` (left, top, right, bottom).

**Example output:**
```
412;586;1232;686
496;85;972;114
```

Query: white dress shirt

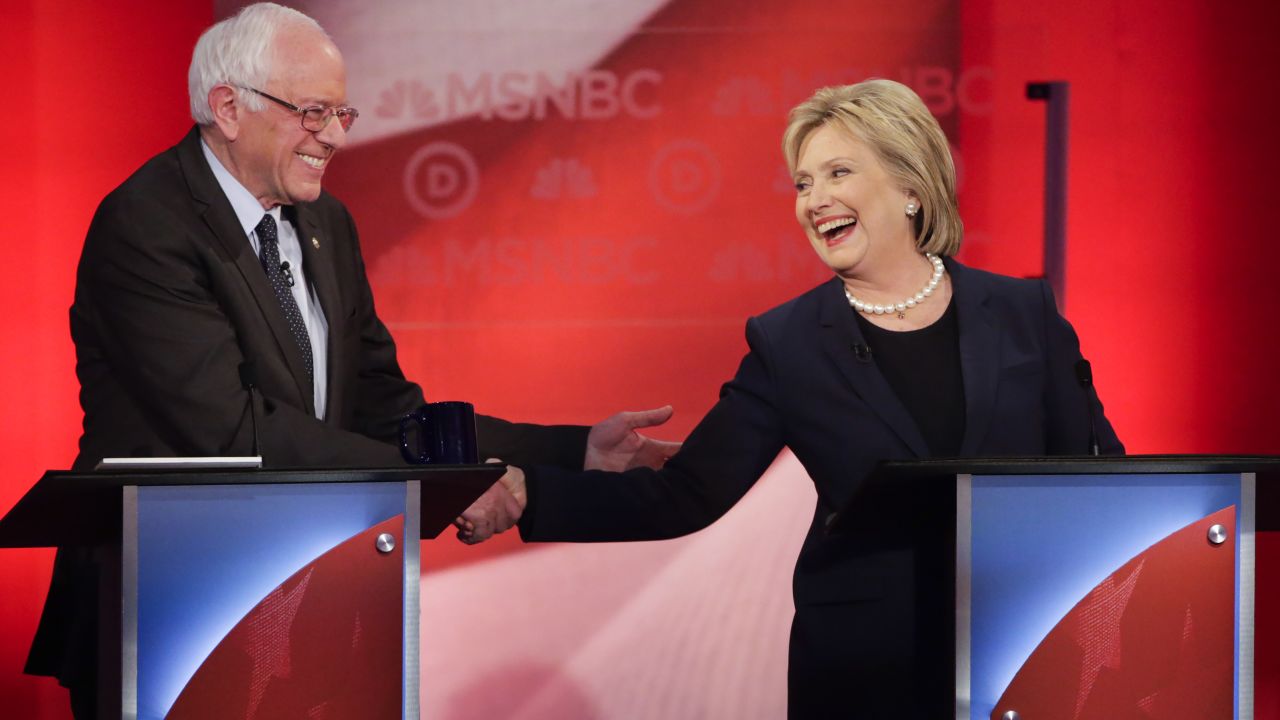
201;139;329;419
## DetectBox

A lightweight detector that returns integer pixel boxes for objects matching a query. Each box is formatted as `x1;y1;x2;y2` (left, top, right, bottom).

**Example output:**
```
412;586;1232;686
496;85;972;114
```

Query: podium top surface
0;465;504;548
828;455;1280;536
876;454;1280;479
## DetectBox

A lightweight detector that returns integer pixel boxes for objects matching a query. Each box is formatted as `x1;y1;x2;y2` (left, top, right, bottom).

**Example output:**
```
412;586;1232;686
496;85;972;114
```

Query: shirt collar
201;138;281;235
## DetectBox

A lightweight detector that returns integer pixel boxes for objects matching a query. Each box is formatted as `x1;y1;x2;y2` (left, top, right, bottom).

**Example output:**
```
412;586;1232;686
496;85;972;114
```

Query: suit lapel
177;127;315;415
291;203;345;425
949;260;1001;456
817;278;930;457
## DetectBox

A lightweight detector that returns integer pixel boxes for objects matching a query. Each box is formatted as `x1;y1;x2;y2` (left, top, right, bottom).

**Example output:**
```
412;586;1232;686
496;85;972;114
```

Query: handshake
453;463;527;544
452;406;680;544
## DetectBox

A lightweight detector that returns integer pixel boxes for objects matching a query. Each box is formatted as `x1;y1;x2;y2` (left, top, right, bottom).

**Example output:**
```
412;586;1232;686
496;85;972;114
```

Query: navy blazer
521;259;1122;716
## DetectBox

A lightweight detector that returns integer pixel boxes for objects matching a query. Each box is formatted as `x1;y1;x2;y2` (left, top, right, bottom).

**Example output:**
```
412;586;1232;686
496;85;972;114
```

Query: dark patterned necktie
255;214;313;386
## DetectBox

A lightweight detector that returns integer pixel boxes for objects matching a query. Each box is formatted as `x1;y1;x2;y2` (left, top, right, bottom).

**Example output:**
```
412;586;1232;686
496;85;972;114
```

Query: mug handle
398;409;434;464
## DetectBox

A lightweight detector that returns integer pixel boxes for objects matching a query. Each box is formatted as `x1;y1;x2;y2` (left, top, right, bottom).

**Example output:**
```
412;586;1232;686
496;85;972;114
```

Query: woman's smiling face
793;124;916;278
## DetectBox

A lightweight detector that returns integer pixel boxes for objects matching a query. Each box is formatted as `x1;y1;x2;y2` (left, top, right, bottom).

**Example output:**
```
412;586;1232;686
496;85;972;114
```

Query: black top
854;299;965;456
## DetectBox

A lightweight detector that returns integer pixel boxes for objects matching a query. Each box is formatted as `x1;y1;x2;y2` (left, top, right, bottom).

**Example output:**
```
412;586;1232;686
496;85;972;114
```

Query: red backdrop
2;0;1278;717
0;2;213;717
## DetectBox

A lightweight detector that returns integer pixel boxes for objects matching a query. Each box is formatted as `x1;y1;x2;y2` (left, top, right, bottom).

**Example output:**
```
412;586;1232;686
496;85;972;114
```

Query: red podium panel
993;507;1235;719
168;516;406;720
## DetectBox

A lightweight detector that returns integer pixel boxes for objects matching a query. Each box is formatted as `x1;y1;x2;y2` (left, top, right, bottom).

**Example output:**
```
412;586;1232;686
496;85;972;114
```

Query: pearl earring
905;202;919;218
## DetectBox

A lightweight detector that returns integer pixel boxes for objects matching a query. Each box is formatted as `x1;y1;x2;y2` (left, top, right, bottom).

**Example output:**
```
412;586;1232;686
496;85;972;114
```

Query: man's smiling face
232;24;348;209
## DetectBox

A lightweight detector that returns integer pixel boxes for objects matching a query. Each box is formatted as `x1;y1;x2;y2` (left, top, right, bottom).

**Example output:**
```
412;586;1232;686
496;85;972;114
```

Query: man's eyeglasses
242;87;358;132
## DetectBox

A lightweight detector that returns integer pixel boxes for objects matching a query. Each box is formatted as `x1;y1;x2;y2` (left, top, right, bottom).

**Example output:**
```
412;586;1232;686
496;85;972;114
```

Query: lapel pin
311;237;320;249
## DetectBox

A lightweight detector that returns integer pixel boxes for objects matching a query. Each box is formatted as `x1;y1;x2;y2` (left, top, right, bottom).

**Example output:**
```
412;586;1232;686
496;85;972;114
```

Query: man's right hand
455;460;526;544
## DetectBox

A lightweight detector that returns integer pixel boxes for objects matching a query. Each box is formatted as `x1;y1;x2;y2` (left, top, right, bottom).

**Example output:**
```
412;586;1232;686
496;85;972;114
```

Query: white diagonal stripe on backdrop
421;450;815;719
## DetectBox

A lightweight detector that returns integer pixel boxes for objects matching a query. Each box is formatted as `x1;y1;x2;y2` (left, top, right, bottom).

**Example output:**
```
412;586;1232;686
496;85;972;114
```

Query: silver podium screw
1207;524;1228;545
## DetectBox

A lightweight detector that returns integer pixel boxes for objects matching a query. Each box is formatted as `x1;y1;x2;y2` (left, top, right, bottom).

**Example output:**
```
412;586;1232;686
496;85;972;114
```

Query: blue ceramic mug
398;401;479;464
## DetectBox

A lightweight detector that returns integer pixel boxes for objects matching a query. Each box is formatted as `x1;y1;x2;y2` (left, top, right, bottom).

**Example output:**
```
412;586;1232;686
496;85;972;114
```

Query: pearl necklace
844;253;945;320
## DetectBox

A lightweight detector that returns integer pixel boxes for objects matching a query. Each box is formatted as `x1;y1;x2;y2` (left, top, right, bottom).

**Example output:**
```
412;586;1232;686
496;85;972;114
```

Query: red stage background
3;0;1278;717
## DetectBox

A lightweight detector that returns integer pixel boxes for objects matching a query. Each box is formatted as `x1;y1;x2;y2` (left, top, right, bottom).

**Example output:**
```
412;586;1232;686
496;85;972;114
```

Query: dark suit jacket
520;260;1122;717
27;127;587;691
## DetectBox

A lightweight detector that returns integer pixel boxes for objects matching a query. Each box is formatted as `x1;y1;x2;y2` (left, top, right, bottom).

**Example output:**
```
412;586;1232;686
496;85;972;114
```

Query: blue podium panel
966;472;1244;720
133;482;406;720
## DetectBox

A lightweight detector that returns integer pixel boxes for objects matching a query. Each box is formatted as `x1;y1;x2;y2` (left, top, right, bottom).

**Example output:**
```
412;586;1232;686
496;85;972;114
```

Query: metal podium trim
955;473;972;720
122;485;138;720
404;480;421;720
1241;472;1255;720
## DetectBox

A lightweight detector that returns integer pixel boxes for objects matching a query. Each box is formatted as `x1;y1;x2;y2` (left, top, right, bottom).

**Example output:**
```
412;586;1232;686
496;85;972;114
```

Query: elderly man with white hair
25;4;676;716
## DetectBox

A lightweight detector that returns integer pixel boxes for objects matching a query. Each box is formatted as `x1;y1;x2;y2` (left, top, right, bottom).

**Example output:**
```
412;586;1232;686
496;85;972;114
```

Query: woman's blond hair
782;79;962;256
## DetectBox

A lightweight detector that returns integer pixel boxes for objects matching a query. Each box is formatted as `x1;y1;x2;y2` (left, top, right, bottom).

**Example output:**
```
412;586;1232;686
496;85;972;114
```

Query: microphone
1074;359;1101;455
280;260;295;287
852;342;873;364
239;360;262;459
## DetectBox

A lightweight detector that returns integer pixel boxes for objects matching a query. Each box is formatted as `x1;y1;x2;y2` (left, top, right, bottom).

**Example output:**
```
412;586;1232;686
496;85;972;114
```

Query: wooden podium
0;465;502;720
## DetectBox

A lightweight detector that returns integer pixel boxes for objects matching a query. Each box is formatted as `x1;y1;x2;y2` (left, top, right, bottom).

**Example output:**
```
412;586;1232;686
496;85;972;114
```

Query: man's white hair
188;2;328;126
